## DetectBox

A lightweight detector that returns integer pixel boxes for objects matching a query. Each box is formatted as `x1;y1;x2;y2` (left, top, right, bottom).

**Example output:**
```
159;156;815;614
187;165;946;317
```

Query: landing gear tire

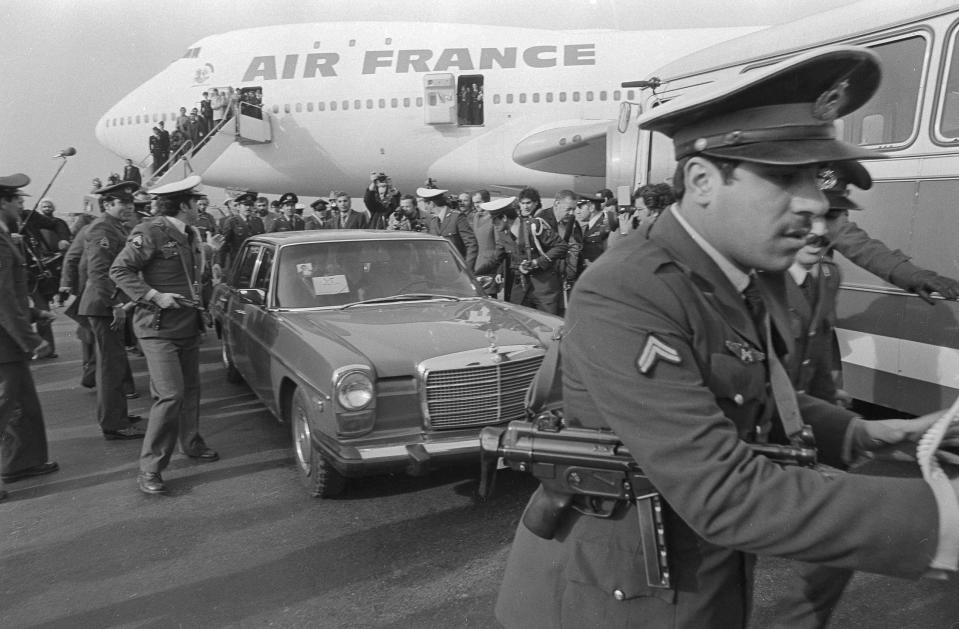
291;388;346;498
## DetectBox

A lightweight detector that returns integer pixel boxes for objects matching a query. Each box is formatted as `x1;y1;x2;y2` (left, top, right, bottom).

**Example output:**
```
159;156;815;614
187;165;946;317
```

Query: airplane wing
511;120;612;177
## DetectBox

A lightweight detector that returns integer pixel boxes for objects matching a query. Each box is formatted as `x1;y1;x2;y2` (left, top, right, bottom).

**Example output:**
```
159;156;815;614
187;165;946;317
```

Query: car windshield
274;239;484;308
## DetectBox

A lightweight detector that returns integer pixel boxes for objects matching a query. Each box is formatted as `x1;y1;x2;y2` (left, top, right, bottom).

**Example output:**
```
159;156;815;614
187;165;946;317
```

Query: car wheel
221;336;242;384
291;388;346;498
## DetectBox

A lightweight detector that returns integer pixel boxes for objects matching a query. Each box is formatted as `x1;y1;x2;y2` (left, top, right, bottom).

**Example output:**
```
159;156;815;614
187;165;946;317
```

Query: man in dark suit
80;182;144;440
122;159;142;186
420;187;478;271
495;47;959;629
0;174;59;499
332;192;369;229
110;175;219;495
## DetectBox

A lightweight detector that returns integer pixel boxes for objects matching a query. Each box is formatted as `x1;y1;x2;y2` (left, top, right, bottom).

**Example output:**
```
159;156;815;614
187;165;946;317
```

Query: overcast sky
0;0;860;214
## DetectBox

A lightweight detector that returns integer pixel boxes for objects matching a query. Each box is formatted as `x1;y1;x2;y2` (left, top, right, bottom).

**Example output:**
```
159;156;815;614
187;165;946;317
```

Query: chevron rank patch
637;334;681;375
130;234;144;249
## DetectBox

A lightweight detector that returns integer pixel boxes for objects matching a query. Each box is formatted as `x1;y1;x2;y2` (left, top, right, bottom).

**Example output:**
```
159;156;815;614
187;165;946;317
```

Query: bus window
937;30;959;139
841;35;926;147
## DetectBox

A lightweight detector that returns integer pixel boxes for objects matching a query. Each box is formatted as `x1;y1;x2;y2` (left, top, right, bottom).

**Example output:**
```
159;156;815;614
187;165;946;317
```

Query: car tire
291;388;346;498
221;336;242;384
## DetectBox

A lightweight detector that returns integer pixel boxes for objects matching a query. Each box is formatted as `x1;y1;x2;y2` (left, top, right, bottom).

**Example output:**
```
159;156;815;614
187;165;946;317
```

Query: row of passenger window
105;88;640;127
271;89;638;114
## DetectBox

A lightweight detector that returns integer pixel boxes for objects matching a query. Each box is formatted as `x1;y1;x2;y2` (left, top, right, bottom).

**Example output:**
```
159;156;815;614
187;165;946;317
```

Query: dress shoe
125;392;141;400
1;461;59;483
127;414;144;423
137;472;167;494
184;446;219;461
103;426;146;440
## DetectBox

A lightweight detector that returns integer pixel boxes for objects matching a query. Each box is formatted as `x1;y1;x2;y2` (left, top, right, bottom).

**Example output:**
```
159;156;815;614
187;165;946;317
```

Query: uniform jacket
496;208;941;629
270;214;305;232
218;215;264;266
122;164;142;186
785;259;841;404
832;216;919;290
61;223;89;294
194;212;218;240
110;217;204;339
428;209;478;271
580;209;615;264
334;210;369;230
78;213;129;317
0;230;43;361
471;211;498;275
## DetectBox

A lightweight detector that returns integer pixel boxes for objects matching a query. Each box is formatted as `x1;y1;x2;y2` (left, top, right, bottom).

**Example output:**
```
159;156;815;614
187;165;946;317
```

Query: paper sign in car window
313;275;350;295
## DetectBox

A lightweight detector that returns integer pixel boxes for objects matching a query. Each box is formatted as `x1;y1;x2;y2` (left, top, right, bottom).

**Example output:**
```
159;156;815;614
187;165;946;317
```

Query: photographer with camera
363;172;400;230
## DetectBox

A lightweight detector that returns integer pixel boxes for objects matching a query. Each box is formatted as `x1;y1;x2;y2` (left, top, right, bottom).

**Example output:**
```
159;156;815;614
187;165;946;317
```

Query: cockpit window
181;47;202;59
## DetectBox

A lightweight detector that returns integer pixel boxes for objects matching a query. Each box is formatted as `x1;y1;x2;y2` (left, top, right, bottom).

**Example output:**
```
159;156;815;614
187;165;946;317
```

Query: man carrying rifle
494;47;959;629
110;175;219;495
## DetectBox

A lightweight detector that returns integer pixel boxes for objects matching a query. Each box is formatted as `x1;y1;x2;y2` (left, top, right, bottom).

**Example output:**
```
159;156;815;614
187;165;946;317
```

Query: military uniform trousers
0;360;49;475
138;335;205;474
88;316;135;431
507;269;562;315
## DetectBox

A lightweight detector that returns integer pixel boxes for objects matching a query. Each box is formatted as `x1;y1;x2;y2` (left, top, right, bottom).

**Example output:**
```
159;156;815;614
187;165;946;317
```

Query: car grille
424;355;544;430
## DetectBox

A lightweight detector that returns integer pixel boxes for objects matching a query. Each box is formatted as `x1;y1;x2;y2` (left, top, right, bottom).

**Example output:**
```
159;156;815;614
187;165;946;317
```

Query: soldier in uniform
304;199;334;230
495;47;959;629
271;192;306;232
110;175;219;495
0;174;59;499
79;181;144;440
218;191;263;270
421;187;478;271
193;195;218;241
477;192;567;315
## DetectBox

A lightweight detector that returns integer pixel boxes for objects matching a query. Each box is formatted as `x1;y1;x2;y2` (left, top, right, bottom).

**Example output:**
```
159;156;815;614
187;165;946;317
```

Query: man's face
471;193;484;208
335;196;351;213
39;200;55;216
573;203;591;223
105;198;133;222
281;203;295;217
399;199;415;215
197;199;209;213
239;203;253;218
554;196;576;219
255;200;268;215
458;194;473;210
181;198;199;225
0;195;24;223
794;217;828;268
180;108;186;115
701;160;826;272
518;198;538;217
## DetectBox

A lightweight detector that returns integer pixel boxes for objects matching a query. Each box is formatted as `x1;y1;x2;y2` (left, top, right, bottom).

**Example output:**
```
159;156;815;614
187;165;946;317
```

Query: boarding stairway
145;102;272;189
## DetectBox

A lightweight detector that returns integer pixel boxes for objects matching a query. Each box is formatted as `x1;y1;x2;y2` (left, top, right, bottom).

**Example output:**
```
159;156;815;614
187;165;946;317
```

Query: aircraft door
457;75;484;126
424;73;456;124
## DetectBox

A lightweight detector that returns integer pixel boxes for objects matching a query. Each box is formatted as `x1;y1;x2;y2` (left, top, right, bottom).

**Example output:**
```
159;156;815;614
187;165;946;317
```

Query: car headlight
335;370;374;411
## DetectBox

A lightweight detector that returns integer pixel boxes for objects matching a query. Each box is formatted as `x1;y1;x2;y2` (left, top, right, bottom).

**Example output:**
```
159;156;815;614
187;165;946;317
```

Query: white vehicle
614;0;959;415
94;21;757;195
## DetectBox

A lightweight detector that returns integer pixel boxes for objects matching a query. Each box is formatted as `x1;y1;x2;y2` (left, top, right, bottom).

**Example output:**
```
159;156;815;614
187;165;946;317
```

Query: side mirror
617;102;642;134
237;288;266;306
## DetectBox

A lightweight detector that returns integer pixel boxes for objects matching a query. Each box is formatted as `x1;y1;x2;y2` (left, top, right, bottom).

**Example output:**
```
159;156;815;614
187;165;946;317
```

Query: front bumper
321;435;481;477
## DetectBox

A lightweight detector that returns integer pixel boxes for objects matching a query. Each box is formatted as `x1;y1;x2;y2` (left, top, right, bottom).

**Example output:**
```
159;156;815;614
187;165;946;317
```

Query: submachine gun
478;410;817;590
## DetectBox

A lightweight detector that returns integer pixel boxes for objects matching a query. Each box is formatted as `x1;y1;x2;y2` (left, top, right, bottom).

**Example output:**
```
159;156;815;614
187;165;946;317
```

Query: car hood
282;299;559;377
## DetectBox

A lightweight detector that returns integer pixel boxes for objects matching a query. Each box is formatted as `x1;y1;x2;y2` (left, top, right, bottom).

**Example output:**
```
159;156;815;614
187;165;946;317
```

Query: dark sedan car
211;230;562;497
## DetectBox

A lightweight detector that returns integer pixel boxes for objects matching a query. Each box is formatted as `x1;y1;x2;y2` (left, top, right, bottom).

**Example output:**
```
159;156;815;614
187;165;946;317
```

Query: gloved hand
109;304;127;331
908;270;959;304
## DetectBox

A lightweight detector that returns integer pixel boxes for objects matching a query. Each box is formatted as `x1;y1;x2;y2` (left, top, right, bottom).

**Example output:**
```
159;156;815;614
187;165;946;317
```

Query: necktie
742;276;766;337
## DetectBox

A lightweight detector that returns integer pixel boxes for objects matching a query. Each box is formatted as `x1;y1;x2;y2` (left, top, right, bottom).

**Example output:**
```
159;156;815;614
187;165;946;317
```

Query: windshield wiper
340;293;462;309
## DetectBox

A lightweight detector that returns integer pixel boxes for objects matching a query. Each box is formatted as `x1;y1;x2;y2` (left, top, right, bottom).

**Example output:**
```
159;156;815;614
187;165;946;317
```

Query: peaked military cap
148;175;203;197
279;192;298;205
96;180;139;201
638;45;884;165
480;196;516;214
0;173;31;196
819;160;872;211
416;187;448;199
310;198;329;210
233;191;258;205
132;190;153;206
